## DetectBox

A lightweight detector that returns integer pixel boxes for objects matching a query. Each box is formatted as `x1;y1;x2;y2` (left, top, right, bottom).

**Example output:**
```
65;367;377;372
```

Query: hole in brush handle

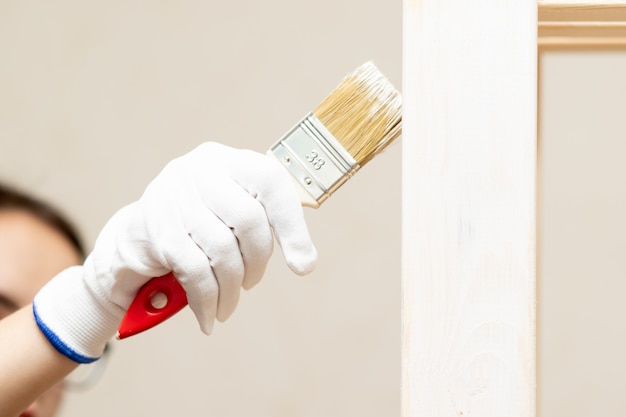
117;272;189;339
150;291;168;310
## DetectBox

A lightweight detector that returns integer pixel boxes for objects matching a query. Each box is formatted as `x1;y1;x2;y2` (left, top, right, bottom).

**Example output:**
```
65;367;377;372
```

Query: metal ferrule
269;113;359;205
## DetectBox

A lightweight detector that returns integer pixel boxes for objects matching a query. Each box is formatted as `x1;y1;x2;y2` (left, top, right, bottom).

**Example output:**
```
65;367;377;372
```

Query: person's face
0;209;82;417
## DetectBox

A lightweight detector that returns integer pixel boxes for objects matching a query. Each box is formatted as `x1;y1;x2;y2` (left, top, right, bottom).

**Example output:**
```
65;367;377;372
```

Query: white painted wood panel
402;1;537;416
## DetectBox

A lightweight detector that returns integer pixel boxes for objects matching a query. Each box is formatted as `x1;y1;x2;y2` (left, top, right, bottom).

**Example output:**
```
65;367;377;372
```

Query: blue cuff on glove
33;304;99;364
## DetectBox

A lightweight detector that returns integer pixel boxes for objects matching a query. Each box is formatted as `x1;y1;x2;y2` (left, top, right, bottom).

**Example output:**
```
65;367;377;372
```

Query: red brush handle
117;272;188;339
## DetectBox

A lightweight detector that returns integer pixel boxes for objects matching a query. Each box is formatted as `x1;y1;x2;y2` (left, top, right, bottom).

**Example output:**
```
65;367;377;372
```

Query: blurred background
0;1;401;416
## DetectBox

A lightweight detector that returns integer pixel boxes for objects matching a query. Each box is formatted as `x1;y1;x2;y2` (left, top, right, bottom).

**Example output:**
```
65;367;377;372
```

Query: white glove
33;142;317;363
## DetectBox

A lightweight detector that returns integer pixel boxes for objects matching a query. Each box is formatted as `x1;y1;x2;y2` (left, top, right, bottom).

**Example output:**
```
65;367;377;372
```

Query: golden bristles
313;61;402;166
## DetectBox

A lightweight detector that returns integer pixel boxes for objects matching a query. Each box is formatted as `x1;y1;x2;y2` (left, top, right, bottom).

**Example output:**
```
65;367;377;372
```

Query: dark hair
0;183;85;258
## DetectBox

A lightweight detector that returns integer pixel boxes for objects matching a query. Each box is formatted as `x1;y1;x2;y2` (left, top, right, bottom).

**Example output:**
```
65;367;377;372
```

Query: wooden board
402;1;537;415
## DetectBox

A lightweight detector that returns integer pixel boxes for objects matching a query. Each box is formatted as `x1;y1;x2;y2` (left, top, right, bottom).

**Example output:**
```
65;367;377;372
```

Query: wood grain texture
540;0;626;5
402;1;537;416
539;2;626;46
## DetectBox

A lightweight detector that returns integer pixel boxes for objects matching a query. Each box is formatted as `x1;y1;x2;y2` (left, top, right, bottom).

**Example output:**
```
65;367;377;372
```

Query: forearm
0;305;78;417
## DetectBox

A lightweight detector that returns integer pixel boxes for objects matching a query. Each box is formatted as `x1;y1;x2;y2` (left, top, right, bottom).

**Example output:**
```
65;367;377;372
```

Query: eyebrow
0;293;20;312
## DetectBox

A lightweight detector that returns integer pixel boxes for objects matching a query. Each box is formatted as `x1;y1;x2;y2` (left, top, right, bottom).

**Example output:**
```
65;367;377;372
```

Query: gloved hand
33;142;317;363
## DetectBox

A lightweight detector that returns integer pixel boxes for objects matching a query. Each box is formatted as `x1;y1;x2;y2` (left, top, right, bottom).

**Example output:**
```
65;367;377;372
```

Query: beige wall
539;51;626;415
0;1;401;416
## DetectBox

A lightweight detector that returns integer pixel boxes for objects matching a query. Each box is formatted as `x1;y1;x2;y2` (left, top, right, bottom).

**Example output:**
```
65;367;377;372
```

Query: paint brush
117;61;402;339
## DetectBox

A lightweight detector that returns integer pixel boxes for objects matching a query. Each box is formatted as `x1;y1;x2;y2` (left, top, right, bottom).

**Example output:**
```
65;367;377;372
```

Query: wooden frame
539;1;626;47
402;1;625;416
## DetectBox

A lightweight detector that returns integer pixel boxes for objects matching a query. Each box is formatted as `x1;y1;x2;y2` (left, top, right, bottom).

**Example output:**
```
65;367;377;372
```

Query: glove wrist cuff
33;266;124;363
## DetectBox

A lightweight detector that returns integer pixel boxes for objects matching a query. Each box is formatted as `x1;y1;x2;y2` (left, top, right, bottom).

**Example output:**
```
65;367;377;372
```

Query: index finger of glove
231;151;318;277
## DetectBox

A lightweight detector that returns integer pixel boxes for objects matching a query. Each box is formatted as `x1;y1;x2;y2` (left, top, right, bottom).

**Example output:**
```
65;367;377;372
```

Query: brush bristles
312;61;402;167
